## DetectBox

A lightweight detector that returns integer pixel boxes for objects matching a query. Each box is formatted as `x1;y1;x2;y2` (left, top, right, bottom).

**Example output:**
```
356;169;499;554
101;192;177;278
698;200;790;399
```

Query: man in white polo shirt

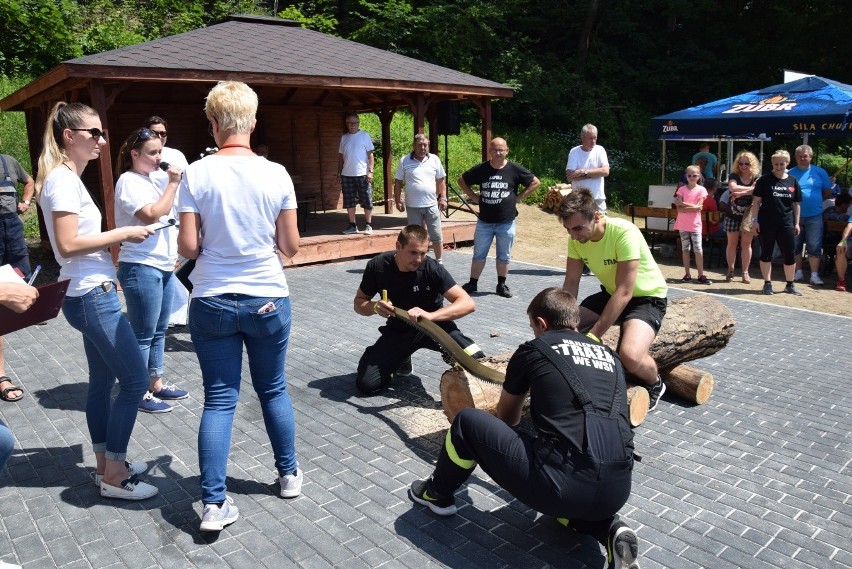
565;124;610;213
393;134;448;263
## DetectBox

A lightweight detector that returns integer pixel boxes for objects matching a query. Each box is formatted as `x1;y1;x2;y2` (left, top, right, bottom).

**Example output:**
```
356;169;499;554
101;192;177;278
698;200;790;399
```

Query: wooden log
626;384;649;426
660;364;714;404
439;295;734;424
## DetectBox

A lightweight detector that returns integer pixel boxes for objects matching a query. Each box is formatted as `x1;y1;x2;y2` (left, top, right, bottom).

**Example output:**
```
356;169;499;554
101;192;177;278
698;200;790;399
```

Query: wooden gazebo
0;14;512;264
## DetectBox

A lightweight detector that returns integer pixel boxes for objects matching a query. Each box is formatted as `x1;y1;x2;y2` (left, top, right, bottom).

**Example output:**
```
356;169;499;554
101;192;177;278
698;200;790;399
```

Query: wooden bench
627;204;679;252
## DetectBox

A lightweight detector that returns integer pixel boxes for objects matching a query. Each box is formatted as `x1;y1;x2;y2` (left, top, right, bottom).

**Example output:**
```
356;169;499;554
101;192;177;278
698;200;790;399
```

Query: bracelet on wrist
373;302;380;314
585;331;600;343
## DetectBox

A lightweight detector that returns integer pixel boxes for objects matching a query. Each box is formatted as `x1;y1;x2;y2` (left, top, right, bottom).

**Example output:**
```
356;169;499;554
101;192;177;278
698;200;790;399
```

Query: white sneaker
363;224;373;235
810;273;824;285
280;468;303;498
793;269;804;282
200;495;239;531
94;460;148;486
100;477;158;500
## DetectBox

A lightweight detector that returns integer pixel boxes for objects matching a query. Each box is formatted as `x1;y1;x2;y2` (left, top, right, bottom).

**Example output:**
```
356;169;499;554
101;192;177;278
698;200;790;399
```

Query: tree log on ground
439;295;734;424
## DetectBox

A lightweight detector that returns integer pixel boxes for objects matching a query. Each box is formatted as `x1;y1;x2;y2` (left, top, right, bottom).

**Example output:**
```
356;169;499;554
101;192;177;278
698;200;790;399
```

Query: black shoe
496;283;512;298
395;357;414;377
461;281;477;293
582;266;592;276
646;376;666;412
409;478;457;516
607;521;640;569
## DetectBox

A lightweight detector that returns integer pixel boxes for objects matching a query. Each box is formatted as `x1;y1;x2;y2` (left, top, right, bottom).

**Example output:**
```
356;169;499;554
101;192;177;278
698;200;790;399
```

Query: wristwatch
751;217;759;222
583;169;589;177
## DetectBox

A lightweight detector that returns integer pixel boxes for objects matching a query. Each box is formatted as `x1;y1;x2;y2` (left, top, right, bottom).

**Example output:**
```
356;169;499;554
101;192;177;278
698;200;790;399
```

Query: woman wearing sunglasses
723;151;760;283
114;128;188;414
178;81;301;531
34;102;158;500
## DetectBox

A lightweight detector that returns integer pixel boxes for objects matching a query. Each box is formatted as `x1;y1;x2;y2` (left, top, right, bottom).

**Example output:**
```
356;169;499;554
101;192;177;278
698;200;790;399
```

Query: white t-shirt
39;167;115;296
394;153;446;208
565;144;609;201
178;155;296;298
149;146;189;192
114;170;178;270
338;130;374;176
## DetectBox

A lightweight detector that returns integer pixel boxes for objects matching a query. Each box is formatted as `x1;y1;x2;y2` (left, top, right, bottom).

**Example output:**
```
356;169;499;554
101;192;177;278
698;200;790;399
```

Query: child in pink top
674;165;710;283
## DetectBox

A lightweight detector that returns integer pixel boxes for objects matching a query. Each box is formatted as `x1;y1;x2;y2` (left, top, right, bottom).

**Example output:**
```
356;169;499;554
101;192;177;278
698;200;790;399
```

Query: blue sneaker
152;383;189;400
139;392;172;413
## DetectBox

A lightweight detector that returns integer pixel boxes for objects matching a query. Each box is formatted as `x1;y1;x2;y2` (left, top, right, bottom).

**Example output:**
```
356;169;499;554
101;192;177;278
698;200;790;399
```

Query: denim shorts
473;220;516;263
794;214;823;257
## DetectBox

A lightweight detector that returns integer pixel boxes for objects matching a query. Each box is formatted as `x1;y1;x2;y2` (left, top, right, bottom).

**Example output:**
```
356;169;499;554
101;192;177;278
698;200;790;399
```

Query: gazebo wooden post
379;107;395;213
412;93;427;135
88;80;119;261
470;96;493;161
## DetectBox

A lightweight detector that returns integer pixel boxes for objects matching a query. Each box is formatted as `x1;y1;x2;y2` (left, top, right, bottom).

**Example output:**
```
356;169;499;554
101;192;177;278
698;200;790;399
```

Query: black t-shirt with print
753;173;802;229
358;251;457;332
504;329;633;454
461;161;535;223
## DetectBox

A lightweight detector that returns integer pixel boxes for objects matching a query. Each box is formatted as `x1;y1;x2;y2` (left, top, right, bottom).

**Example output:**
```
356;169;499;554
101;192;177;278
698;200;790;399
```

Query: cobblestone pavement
0;251;849;568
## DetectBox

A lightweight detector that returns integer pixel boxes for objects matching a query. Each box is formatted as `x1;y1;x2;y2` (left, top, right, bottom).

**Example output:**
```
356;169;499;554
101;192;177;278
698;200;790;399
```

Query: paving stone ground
0;251;849;568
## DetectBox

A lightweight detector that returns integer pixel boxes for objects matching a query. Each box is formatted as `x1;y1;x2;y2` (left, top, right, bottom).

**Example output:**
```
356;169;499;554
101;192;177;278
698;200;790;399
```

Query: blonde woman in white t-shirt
114;127;188;414
178;81;301;532
35;101;157;501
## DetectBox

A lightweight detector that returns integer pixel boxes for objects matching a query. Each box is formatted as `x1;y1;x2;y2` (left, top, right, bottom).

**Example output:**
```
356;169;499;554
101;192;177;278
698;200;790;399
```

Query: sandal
682;274;692;282
0;376;23;402
726;271;734;283
742;273;751;284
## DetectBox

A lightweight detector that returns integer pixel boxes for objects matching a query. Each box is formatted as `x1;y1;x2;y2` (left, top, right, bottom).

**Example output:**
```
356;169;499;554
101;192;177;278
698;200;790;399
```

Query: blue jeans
62;285;149;460
794;214;823;257
472;220;516;263
190;294;297;504
117;262;175;379
0;419;14;474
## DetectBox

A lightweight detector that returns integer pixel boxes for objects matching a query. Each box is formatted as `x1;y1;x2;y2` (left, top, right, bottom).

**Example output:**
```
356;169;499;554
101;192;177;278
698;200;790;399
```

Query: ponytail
35;101;98;201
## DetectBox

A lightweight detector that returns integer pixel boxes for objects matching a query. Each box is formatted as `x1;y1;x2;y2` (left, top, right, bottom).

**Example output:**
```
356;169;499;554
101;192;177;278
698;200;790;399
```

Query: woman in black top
724;151;760;283
751;150;803;296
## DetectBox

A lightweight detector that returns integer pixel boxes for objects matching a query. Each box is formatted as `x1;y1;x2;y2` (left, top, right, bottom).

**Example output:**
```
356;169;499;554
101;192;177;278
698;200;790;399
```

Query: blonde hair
734;151;760;178
204;81;258;133
35;101;98;200
771;149;791;163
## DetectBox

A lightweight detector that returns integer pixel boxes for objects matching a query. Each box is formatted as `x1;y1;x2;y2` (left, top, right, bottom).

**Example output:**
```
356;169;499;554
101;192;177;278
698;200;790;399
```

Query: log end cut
626;384;649;426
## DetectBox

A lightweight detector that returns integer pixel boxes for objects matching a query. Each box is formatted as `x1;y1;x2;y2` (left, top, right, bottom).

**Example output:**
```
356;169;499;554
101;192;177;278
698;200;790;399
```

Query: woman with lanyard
35;102;157;500
178;81;302;531
114;127;189;414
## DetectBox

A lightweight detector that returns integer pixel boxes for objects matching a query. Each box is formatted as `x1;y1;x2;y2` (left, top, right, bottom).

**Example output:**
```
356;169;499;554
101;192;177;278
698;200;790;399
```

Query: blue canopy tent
651;76;852;182
651;76;852;138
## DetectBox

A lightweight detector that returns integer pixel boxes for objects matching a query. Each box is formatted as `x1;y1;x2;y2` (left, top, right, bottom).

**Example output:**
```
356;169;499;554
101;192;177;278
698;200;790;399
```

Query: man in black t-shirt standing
408;288;640;569
353;225;484;394
458;137;540;298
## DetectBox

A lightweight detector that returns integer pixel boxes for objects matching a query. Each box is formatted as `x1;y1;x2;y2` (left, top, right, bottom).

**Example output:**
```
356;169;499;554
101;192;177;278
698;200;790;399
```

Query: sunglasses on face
738;162;750;166
71;128;107;140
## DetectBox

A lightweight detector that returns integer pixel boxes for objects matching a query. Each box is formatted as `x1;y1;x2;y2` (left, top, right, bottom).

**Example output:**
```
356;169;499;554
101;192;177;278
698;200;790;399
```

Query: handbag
175;257;196;293
739;204;753;233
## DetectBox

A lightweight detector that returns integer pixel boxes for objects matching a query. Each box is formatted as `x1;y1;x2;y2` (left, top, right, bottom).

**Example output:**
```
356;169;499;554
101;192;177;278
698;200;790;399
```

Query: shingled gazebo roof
1;14;512;112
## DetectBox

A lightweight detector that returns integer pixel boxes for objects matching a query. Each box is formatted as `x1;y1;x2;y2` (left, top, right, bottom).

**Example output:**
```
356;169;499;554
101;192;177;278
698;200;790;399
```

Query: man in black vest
409;288;639;569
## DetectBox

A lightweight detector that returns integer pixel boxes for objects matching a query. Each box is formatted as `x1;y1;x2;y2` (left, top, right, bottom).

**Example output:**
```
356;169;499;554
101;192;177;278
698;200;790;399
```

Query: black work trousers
432;408;632;544
356;322;483;394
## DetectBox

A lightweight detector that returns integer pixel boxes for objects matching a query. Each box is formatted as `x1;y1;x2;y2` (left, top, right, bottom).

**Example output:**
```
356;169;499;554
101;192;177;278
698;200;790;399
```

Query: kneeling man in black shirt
409;287;640;569
353;225;484;394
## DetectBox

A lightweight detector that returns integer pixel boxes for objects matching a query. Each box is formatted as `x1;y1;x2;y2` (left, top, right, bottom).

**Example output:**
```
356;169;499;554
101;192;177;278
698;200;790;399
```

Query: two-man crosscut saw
391;307;505;385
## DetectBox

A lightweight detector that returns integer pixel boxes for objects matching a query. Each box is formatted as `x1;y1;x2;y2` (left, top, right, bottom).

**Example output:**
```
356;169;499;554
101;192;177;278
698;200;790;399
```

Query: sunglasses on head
71;128;107;139
131;128;157;147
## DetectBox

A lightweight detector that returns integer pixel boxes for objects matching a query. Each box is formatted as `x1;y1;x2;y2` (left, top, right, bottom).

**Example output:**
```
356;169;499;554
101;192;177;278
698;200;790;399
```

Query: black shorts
581;287;667;335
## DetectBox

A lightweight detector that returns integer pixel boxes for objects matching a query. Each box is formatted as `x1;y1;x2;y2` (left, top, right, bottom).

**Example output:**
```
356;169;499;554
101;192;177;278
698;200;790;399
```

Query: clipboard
0;279;70;336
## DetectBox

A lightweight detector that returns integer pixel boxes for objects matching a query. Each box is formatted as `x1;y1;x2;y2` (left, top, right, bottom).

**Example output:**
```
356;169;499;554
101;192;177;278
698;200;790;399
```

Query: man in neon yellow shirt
559;189;669;411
